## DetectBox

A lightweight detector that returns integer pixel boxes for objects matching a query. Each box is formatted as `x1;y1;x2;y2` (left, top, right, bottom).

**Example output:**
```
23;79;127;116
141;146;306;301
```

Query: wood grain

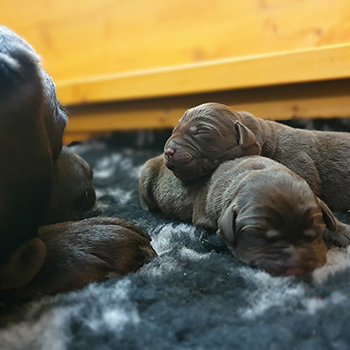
56;43;350;104
2;0;350;83
2;0;350;142
63;79;350;144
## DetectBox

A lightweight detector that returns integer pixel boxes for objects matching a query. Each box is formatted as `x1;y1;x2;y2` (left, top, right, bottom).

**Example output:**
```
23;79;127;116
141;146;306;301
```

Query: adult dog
140;155;350;276
0;26;156;301
164;102;350;212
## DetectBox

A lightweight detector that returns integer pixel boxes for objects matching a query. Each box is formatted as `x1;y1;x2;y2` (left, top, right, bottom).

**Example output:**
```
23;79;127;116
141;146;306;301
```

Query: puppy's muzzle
257;247;326;277
164;144;193;165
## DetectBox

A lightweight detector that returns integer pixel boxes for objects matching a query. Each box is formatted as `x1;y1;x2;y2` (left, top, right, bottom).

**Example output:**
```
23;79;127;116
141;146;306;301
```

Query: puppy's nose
164;148;175;159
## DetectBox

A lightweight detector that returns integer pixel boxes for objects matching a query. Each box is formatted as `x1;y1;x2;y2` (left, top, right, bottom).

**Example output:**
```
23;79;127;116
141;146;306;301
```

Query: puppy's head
218;172;330;276
164;103;261;181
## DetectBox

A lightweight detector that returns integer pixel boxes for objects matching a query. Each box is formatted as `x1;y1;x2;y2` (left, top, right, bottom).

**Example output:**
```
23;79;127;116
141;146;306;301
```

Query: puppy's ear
218;203;237;246
318;198;337;231
235;121;257;148
0;238;47;290
319;198;350;247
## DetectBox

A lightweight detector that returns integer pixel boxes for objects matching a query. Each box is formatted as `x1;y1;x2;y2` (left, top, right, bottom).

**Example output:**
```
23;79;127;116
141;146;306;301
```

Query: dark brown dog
0;26;66;289
164;102;350;212
140;155;350;276
1;217;156;302
42;146;96;225
0;27;156;298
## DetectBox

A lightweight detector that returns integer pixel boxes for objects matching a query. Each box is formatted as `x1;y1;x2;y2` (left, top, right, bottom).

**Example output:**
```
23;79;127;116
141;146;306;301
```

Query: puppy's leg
6;217;157;302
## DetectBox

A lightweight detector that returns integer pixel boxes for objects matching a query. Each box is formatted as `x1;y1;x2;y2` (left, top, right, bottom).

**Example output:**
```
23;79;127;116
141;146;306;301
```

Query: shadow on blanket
1;121;350;350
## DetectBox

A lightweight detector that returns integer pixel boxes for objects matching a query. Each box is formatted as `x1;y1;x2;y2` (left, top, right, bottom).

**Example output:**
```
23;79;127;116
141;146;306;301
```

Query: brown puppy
164;102;350;212
140;155;350;276
139;155;209;222
1;217;156;303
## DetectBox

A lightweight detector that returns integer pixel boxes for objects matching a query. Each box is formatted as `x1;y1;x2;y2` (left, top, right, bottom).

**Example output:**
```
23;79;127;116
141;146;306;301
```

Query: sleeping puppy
164;102;350;212
0;26;156;298
207;157;330;276
140;155;350;276
139;155;209;222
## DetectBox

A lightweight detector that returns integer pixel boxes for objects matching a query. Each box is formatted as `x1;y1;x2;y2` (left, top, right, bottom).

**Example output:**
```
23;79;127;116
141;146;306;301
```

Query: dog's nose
164;148;175;159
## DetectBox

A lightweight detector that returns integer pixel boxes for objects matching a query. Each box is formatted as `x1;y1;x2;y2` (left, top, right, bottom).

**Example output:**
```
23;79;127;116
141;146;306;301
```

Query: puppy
164;102;350;212
0;27;156;298
139;155;209;222
140;155;350;276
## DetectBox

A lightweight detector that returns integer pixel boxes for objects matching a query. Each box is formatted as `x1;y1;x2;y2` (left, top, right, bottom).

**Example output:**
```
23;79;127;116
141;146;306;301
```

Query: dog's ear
221;121;261;161
318;198;337;231
218;203;238;246
234;121;257;148
0;238;47;290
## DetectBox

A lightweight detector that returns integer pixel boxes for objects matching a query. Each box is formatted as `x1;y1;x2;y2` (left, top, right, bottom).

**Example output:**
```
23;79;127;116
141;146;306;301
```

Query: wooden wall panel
2;0;350;143
2;0;350;84
63;79;350;144
56;43;350;104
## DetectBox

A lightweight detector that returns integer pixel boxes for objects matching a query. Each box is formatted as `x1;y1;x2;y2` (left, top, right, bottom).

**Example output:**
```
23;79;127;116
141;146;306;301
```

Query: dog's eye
193;128;209;137
303;229;317;238
58;103;68;114
301;229;320;242
266;229;280;239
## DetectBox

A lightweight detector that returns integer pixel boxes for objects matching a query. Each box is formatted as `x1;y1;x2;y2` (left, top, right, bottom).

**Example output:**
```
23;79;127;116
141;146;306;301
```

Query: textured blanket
1;119;350;350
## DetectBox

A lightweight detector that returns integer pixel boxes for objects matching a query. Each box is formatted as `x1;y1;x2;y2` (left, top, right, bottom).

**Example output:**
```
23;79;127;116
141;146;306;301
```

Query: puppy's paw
323;220;350;248
14;217;156;301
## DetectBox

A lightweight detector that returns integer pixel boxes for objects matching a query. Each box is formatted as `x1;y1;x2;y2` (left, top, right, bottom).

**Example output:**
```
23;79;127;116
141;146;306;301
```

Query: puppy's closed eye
266;230;280;239
303;229;318;238
190;127;209;135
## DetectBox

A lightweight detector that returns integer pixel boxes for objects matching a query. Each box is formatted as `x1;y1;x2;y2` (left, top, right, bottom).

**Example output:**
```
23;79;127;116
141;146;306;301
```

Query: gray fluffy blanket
1;119;350;350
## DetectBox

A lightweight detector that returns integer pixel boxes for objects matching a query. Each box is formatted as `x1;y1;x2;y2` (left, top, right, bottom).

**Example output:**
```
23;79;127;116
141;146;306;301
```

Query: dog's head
0;26;68;162
0;26;68;290
42;146;96;225
164;102;261;181
217;171;330;276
